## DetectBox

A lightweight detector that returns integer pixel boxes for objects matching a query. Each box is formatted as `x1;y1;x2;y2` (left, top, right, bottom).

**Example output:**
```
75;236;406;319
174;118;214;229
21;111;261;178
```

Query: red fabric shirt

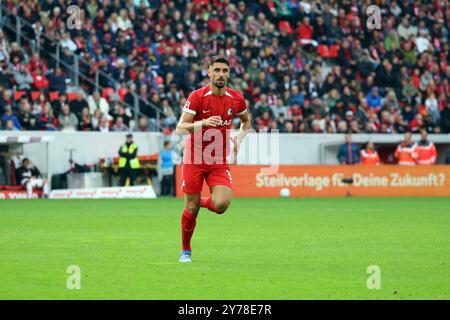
298;23;313;40
33;75;49;89
182;85;247;165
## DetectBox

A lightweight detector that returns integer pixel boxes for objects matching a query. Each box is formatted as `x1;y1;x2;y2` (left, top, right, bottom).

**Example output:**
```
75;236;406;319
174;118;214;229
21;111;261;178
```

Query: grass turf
0;197;449;300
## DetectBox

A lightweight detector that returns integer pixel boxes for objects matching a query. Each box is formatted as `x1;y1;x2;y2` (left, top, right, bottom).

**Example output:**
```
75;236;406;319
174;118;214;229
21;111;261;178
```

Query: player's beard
214;78;227;89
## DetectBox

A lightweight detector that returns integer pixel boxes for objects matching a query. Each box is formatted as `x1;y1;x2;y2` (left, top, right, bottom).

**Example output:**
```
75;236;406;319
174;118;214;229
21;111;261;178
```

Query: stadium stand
0;0;448;135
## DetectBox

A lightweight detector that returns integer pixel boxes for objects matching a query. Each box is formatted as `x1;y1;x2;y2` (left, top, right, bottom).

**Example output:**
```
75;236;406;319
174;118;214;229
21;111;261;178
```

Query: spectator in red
27;53;48;76
207;11;224;34
297;17;313;42
39;103;58;131
409;113;425;133
32;68;49;90
287;102;302;120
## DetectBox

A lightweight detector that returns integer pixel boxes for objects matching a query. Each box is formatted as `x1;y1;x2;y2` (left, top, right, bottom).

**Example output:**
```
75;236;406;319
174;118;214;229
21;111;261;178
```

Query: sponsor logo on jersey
217;119;232;126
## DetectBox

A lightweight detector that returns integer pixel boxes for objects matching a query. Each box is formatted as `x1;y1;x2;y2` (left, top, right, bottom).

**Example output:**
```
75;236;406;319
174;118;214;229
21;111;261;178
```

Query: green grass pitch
0;197;449;299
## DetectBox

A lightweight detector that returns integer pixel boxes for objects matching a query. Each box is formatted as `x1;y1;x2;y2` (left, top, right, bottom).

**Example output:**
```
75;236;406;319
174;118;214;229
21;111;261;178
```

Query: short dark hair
209;56;230;67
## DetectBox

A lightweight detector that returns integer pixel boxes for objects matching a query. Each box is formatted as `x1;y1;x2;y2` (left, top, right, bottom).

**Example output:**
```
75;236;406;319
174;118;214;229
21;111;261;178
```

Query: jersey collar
204;87;233;98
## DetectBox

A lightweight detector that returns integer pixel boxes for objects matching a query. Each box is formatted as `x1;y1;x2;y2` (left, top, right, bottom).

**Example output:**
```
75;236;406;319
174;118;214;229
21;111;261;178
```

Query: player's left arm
235;111;252;145
233;101;252;161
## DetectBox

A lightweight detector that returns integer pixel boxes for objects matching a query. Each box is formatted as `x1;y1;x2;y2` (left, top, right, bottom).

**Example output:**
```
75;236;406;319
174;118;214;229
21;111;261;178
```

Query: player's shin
181;209;197;250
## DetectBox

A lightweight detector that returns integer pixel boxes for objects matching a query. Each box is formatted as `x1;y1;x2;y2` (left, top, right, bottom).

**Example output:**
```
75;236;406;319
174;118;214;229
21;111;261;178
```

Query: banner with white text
175;165;450;197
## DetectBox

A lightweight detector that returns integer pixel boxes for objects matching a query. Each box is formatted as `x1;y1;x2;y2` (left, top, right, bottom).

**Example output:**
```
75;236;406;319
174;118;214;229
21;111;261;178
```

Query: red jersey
182;85;247;165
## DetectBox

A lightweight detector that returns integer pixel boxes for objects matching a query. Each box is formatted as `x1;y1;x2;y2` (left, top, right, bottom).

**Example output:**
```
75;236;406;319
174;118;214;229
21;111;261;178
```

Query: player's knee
185;202;200;215
214;199;231;214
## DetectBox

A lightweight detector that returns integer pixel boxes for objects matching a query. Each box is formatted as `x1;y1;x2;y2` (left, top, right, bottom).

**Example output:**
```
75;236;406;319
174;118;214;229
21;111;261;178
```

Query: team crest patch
227;108;233;116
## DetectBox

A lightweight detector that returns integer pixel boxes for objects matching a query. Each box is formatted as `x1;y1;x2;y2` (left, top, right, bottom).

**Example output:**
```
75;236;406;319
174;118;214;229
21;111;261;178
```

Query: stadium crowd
0;0;449;135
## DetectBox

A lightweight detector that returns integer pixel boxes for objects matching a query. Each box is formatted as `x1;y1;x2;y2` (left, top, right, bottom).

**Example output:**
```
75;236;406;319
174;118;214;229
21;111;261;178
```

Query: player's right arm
176;112;222;135
176;91;221;134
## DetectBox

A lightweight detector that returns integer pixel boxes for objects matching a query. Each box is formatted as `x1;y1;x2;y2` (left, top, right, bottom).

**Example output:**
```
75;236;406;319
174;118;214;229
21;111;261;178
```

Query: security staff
118;133;140;186
360;140;380;165
416;128;437;165
394;131;418;165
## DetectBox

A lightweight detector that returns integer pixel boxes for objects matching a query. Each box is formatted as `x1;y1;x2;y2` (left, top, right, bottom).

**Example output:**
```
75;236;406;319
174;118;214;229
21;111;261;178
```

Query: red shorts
181;164;233;194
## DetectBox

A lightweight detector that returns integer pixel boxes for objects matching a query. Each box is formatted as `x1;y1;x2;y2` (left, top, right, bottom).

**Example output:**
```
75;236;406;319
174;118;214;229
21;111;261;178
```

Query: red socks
200;197;218;213
181;198;219;250
181;209;197;251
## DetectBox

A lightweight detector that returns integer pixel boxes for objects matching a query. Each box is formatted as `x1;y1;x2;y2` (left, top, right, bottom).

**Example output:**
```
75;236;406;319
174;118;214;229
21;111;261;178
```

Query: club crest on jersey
227;108;233;116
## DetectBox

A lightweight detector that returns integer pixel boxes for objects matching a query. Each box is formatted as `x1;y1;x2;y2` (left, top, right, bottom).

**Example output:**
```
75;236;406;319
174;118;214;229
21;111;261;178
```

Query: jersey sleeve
236;94;248;116
183;91;201;115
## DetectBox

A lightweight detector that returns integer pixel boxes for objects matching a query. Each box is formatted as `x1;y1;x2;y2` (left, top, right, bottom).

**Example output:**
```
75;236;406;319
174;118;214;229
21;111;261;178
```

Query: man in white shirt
88;91;111;120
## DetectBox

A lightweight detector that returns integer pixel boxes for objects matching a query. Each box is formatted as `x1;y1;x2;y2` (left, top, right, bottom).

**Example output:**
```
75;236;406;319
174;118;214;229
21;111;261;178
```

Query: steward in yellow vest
118;133;140;186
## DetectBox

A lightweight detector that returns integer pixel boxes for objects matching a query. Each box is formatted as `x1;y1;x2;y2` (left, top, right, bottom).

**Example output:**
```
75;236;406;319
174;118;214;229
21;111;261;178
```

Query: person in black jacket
48;68;67;93
15;158;50;198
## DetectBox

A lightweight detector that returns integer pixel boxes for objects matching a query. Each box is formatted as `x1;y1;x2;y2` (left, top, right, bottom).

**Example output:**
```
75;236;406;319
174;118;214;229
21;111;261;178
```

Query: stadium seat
279;20;295;34
67;92;78;101
13;91;26;100
31;91;41;101
317;45;330;58
49;91;60;101
329;44;340;58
